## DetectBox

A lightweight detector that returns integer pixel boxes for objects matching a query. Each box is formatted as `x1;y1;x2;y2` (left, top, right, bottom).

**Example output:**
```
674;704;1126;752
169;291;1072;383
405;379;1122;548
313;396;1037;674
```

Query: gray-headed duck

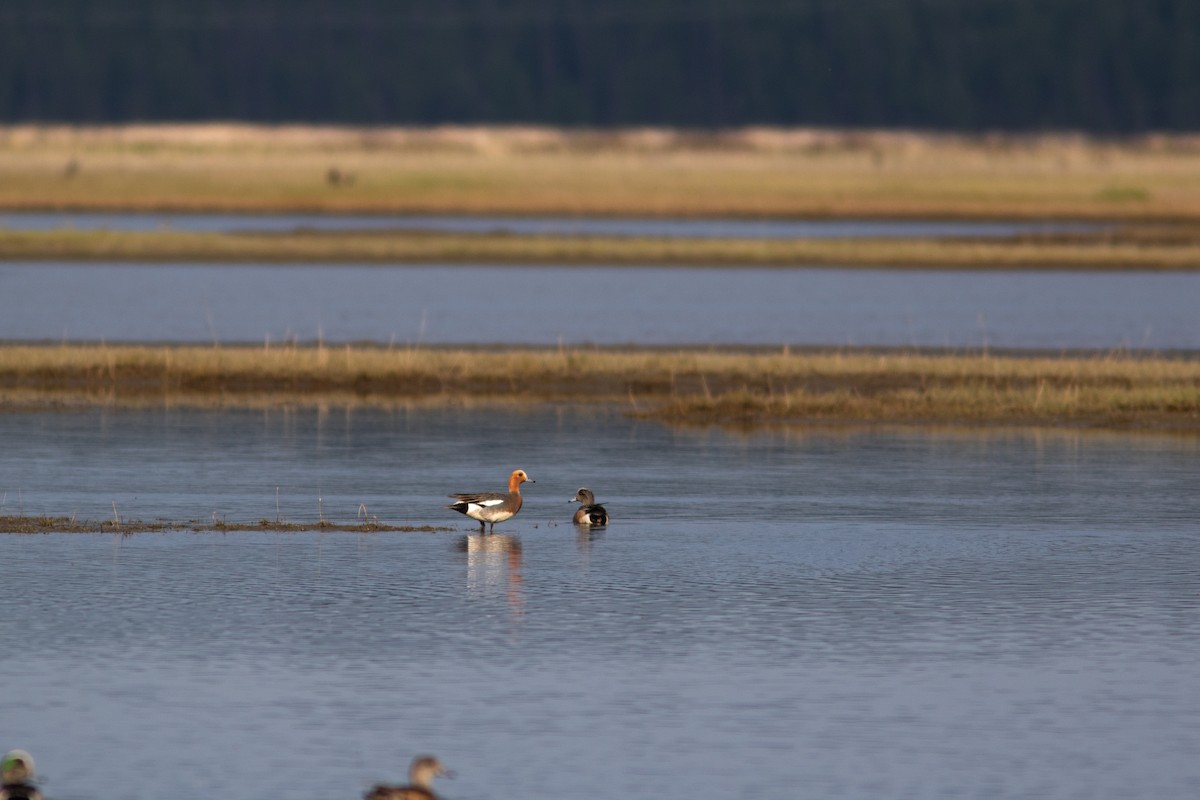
570;487;609;526
447;469;533;533
0;750;43;800
364;755;453;800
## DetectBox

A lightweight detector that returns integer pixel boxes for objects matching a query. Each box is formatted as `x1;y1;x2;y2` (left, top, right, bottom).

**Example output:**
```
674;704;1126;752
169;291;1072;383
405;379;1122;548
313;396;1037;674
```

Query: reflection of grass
2;227;1200;269
1;344;1197;432
641;383;1200;429
4;124;1200;222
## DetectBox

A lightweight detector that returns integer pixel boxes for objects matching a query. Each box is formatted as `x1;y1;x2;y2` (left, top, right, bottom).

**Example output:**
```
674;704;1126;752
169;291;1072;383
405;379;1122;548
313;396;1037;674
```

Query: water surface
1;408;1198;799
2;263;1196;350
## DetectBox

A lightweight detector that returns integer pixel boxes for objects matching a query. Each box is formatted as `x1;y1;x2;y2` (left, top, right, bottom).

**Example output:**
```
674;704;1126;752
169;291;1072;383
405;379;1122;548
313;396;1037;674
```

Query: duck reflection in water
456;533;523;620
364;755;453;800
576;524;605;560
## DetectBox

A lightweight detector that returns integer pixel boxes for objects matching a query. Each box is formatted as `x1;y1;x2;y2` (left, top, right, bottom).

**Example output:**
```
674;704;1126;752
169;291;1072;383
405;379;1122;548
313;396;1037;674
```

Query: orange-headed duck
570;487;609;526
364;755;453;800
447;469;533;533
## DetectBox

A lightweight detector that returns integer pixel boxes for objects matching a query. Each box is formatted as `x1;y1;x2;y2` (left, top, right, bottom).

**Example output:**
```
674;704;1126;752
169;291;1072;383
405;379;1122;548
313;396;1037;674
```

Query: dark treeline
1;0;1196;132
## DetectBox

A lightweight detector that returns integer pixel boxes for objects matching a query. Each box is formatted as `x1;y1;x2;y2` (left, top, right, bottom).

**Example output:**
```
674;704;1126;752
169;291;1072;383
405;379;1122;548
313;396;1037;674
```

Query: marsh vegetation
1;343;1196;432
3;225;1200;270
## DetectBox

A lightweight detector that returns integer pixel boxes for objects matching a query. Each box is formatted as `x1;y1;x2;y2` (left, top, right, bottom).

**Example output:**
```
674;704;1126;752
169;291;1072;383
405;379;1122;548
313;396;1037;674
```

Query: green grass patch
1095;185;1151;203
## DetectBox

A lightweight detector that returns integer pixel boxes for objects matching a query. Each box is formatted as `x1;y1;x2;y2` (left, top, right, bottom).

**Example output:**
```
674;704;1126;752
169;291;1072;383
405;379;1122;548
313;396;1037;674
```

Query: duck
364;755;453;800
570;487;609;526
0;750;43;800
447;469;533;533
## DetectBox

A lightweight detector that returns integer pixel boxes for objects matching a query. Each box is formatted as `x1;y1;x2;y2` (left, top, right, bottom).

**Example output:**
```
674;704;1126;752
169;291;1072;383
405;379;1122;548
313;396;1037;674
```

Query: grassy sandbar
2;225;1200;269
1;343;1196;432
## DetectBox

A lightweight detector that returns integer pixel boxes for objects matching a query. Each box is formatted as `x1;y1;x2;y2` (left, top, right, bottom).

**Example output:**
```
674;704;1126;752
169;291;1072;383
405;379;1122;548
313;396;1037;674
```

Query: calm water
0;211;1096;239
2;263;1198;350
1;407;1198;799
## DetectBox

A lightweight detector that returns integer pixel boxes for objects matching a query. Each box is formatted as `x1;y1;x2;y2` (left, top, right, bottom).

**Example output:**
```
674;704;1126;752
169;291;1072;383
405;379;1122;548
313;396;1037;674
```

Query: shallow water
0;210;1096;239
2;262;1197;350
1;407;1198;799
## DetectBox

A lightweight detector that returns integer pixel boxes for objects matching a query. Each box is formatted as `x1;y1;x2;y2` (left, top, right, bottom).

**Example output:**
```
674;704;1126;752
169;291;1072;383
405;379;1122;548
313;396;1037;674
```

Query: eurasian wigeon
570;487;609;527
447;469;533;533
0;750;43;800
364;755;453;800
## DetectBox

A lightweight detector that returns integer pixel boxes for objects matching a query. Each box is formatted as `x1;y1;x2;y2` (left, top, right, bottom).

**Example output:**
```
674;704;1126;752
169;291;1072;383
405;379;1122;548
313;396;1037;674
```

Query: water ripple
2;410;1199;799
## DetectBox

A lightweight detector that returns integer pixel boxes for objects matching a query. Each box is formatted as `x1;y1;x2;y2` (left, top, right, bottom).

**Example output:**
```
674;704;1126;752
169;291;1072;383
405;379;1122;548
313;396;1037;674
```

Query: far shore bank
4;124;1200;223
1;343;1196;433
6;124;1200;267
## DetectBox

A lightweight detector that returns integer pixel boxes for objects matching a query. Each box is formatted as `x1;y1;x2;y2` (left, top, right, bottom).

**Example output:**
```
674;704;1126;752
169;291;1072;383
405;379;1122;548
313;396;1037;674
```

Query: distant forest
1;0;1196;132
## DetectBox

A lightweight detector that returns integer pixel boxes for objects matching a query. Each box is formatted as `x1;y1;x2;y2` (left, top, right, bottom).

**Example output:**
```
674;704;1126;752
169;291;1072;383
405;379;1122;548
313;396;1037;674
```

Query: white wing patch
475;498;505;507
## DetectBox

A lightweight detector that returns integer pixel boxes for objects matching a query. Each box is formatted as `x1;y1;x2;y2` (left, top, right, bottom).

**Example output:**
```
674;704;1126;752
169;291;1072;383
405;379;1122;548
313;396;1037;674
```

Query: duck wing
448;491;509;507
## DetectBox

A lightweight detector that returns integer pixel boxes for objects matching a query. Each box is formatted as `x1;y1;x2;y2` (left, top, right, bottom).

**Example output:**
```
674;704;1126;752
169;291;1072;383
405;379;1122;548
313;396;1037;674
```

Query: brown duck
448;469;533;533
364;755;453;800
